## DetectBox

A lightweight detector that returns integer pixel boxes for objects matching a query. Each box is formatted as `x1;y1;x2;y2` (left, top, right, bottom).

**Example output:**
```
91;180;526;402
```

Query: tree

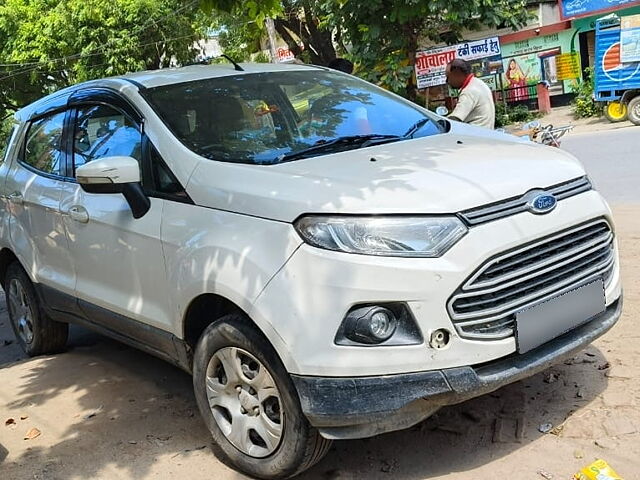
0;0;204;119
201;0;338;65
319;0;532;98
273;1;337;65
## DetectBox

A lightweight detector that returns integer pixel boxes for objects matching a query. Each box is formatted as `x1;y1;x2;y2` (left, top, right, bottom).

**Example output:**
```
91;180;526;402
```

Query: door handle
7;192;23;205
68;205;89;223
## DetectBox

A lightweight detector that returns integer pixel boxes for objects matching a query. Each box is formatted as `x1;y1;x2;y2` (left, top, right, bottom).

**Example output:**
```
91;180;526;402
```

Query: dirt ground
1;206;639;480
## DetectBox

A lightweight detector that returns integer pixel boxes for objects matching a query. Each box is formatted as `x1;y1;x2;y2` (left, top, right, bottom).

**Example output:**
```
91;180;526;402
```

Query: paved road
562;127;639;205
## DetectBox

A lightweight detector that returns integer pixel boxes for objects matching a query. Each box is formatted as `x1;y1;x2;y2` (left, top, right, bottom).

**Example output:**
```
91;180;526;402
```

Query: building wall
501;28;578;96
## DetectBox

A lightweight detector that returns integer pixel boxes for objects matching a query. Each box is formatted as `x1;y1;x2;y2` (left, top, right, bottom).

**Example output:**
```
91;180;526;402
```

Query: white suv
0;63;621;479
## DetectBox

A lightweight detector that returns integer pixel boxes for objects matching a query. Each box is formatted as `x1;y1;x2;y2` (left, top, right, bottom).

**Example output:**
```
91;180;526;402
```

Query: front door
59;102;175;338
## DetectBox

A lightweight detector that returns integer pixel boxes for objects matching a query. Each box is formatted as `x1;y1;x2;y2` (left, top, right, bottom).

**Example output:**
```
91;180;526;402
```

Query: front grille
459;177;592;226
447;219;615;340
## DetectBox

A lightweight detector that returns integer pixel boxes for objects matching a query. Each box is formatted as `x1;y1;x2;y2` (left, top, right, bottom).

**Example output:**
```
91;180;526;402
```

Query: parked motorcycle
434;107;573;147
516;121;574;147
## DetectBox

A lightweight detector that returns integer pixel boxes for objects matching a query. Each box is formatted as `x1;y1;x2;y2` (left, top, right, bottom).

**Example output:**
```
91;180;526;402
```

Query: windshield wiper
277;134;402;163
403;118;431;138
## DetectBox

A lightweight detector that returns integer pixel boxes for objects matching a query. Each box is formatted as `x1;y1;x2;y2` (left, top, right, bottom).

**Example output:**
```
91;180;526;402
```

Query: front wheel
627;96;640;126
604;101;628;123
192;314;332;479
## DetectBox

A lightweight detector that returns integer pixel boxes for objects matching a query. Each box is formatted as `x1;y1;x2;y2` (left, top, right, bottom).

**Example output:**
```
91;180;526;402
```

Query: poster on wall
621;14;640;63
556;52;581;79
559;0;640;20
414;37;502;89
503;55;542;87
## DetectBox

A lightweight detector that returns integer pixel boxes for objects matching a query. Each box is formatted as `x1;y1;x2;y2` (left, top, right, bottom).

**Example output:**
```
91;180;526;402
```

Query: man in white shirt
445;59;495;129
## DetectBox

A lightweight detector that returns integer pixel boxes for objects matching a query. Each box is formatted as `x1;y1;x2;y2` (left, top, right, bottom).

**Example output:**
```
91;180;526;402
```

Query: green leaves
320;0;531;100
0;0;204;118
572;67;600;118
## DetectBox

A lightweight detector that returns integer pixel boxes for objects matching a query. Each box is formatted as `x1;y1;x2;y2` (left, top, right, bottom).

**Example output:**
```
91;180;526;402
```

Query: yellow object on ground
574;459;623;480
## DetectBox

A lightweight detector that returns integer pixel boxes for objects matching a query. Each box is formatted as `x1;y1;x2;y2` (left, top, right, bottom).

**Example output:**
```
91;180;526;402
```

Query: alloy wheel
8;278;35;344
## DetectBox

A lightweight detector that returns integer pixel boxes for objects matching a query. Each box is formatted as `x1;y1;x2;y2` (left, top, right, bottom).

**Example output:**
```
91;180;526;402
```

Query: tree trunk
404;24;420;102
273;4;336;66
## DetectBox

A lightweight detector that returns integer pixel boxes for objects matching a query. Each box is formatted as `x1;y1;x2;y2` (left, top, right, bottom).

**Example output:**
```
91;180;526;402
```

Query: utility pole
265;18;278;63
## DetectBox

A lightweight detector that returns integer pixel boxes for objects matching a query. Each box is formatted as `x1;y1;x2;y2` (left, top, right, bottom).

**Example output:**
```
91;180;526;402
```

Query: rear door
5;110;77;307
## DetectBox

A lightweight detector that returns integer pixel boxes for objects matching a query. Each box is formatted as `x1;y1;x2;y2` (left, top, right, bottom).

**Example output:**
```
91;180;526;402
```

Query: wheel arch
182;293;246;350
621;90;640;105
181;292;297;375
0;248;20;290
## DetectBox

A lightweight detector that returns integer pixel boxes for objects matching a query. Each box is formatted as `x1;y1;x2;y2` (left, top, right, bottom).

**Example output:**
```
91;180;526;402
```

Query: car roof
15;63;327;121
120;62;324;89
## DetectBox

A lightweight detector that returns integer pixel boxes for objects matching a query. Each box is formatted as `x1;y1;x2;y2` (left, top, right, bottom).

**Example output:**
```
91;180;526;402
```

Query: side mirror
76;156;150;219
435;106;449;116
76;156;141;187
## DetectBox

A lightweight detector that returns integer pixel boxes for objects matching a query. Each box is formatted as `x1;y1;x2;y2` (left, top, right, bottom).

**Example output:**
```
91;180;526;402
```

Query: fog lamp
344;306;397;344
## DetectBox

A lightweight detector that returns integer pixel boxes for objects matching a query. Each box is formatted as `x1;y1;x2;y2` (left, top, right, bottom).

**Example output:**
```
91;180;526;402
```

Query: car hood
186;122;586;222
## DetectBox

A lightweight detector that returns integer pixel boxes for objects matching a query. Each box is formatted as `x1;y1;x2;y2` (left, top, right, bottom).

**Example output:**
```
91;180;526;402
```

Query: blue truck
595;14;640;125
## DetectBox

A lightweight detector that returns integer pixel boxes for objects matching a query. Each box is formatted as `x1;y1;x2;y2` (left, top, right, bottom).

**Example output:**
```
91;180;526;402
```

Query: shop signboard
560;0;640;20
415;37;502;89
276;47;296;63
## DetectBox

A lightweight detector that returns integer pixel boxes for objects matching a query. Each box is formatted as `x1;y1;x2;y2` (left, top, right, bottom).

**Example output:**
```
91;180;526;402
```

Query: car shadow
1;312;610;480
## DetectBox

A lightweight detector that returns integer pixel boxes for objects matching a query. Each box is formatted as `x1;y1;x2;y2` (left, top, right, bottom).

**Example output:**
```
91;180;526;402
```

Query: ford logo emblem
526;191;557;214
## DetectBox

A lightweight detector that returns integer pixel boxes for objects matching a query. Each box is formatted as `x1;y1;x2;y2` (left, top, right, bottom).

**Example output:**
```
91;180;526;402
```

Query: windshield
143;70;444;165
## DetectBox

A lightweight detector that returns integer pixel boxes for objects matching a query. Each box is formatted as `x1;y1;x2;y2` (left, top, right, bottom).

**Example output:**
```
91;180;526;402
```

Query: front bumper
250;192;620;377
292;296;622;440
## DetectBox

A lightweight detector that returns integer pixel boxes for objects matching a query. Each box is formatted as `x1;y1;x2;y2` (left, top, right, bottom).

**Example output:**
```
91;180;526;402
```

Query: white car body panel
59;188;175;333
6;161;76;297
186;129;585;222
160;201;303;334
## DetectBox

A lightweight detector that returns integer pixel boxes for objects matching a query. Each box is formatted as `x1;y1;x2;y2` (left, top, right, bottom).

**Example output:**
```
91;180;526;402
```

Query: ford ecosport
0;63;622;479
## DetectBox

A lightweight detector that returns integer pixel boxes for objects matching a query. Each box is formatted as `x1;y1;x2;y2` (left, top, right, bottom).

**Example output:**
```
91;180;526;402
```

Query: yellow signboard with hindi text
556;52;580;80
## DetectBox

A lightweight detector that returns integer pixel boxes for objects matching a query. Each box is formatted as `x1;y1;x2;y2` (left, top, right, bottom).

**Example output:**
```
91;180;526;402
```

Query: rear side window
23;112;66;176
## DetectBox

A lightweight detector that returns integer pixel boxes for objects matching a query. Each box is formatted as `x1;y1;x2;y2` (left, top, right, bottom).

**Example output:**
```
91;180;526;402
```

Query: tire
5;262;68;356
603;101;628;123
192;314;332;479
628;96;640;126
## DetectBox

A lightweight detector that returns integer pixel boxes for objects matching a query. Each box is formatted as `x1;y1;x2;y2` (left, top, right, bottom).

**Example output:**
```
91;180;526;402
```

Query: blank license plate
515;279;605;354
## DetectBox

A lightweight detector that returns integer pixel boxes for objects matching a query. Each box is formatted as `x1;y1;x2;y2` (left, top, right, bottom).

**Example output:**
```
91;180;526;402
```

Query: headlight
294;215;467;257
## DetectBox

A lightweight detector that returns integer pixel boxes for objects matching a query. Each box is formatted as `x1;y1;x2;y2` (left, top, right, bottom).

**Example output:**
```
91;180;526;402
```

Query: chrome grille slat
452;250;613;317
460;234;613;290
457;262;617;340
475;223;609;281
455;258;617;330
460;177;592;226
448;219;615;340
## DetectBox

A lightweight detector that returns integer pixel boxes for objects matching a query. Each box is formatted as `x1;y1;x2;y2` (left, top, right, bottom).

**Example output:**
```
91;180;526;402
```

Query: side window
149;144;188;197
23;112;66;176
73;105;141;174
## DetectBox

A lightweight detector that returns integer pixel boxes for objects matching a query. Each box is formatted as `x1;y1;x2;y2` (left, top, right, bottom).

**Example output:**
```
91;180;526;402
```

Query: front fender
161;201;302;339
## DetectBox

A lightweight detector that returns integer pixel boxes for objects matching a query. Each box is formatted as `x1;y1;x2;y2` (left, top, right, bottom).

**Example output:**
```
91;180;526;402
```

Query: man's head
445;58;472;89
